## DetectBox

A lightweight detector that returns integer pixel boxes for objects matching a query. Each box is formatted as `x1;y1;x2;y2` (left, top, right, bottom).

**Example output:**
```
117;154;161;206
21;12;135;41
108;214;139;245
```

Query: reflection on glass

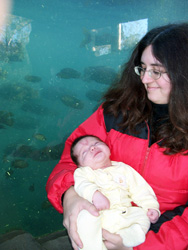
0;0;187;243
0;14;32;62
118;18;148;50
81;18;148;56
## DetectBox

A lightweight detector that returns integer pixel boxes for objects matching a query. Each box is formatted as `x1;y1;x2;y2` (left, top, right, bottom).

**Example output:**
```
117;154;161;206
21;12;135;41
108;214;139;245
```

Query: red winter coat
46;105;188;250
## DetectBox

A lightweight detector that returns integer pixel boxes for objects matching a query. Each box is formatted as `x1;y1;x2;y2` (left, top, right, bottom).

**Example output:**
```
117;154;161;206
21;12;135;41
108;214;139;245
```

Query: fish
0;83;39;101
61;94;84;109
83;66;118;85
31;142;64;161
56;68;81;79
33;133;46;141
11;159;29;169
0;124;6;129
41;200;52;210
0;111;14;127
24;75;42;83
29;183;35;192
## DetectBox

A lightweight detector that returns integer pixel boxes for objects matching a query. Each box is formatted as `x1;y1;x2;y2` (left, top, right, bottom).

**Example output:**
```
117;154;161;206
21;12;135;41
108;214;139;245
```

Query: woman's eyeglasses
134;66;167;80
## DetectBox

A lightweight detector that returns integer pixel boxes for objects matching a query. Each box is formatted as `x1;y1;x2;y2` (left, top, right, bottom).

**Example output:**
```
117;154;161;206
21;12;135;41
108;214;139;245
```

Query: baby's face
73;136;111;170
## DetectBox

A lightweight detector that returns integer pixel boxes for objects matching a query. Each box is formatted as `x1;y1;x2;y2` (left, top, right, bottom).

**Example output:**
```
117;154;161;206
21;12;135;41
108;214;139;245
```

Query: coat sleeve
134;203;188;250
46;105;108;213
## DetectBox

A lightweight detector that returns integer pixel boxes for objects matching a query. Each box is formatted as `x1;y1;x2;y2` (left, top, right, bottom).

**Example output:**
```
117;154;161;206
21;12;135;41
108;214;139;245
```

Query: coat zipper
141;121;151;176
142;146;150;176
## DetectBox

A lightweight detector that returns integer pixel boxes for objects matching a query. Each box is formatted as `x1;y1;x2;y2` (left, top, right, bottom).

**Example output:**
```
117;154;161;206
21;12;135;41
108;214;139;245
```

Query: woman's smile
141;45;171;104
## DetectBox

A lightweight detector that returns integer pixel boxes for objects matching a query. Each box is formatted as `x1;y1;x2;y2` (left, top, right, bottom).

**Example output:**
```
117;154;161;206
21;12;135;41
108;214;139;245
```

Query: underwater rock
24;75;42;83
11;159;29;169
56;68;81;79
61;94;84;109
0;111;14;127
0;83;38;101
83;66;118;84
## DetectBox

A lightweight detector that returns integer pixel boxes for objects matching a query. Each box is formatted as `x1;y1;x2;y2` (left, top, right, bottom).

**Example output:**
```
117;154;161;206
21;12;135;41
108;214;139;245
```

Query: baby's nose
90;145;95;152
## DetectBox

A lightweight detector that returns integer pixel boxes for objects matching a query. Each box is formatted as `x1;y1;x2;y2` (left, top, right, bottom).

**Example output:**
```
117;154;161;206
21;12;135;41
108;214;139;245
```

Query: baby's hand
147;209;159;223
92;191;110;211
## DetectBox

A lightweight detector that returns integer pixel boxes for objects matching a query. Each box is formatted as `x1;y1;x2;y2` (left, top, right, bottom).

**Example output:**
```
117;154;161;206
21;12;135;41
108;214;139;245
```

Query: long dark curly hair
102;23;188;155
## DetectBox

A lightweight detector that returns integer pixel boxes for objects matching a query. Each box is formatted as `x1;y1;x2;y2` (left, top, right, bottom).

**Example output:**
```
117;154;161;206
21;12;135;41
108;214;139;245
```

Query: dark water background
0;0;187;237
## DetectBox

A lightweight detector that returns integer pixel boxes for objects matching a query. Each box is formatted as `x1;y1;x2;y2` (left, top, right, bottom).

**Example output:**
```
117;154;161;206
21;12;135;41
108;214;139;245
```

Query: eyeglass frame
134;66;167;80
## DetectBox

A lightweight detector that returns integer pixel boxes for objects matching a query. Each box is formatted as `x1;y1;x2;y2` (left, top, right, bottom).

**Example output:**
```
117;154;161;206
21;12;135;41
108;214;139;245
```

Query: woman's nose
141;72;154;84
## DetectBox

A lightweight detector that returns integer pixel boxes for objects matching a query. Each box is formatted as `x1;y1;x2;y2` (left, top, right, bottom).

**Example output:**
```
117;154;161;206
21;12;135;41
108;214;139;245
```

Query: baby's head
70;135;111;170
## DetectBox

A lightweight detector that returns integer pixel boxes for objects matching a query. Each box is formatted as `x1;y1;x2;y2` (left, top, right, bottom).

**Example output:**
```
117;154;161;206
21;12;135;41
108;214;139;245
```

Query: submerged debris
56;68;81;79
5;168;14;178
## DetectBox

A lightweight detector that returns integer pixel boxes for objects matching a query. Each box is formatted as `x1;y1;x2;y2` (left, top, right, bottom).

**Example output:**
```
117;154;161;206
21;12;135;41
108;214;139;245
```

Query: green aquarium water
0;0;187;237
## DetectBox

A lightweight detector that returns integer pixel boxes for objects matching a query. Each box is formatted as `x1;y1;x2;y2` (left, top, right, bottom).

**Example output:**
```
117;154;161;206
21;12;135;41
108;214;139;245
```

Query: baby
71;135;160;249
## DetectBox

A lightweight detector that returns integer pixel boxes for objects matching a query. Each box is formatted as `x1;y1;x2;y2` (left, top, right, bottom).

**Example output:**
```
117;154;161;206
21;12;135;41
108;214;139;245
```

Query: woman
46;23;188;250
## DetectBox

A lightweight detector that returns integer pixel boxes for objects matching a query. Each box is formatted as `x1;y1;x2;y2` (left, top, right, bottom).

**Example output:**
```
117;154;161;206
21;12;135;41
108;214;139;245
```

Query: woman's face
140;45;172;104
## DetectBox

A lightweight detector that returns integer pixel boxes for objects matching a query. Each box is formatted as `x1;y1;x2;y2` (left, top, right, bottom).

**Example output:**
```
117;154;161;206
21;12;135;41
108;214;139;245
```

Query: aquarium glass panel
1;0;188;238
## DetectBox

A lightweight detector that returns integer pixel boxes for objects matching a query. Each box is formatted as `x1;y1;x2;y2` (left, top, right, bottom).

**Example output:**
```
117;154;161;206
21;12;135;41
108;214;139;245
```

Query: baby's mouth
94;150;101;157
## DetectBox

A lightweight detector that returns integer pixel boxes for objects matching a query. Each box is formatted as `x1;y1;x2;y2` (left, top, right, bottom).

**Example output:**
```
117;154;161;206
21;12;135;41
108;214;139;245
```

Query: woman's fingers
62;187;99;249
68;214;83;249
83;200;99;216
102;229;133;250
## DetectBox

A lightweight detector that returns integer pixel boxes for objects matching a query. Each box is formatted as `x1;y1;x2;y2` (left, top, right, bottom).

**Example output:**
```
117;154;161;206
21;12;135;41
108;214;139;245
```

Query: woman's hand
102;229;133;250
63;186;99;250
